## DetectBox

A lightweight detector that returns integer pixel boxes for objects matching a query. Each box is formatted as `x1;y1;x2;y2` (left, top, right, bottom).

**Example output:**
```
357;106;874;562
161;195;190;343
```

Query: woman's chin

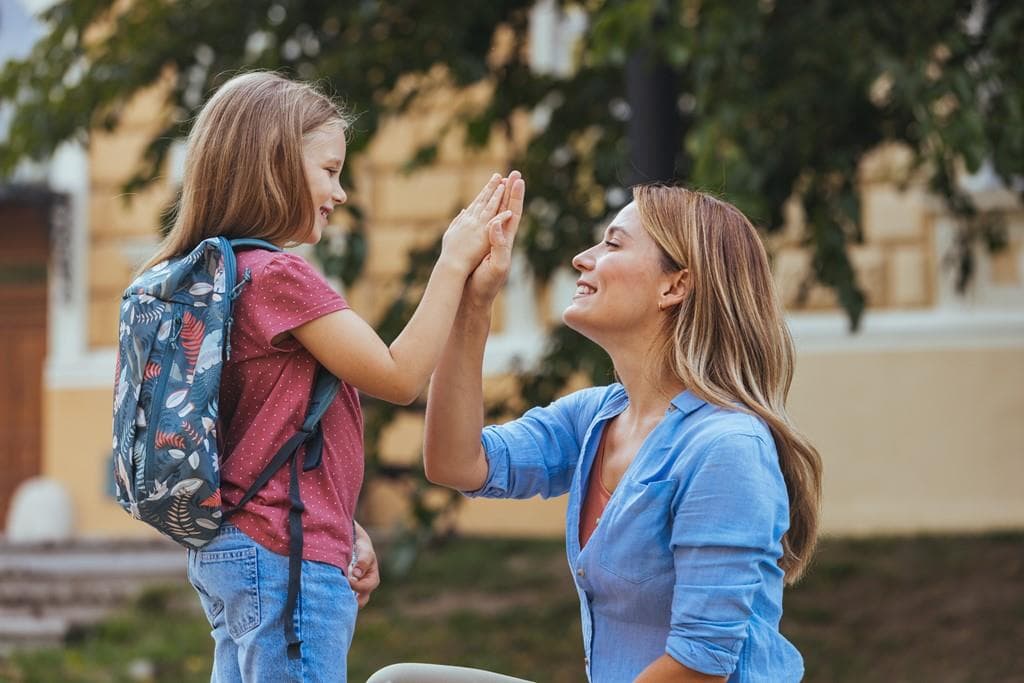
561;304;589;334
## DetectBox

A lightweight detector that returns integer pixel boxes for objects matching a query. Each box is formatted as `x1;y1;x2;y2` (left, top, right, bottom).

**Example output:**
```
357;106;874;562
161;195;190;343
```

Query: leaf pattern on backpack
182;421;203;449
163;494;201;538
154;431;186;450
194;329;222;379
144;361;161;381
180;312;204;381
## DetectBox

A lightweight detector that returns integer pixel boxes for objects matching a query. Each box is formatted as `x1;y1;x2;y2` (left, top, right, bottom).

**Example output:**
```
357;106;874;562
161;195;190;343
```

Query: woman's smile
574;279;597;299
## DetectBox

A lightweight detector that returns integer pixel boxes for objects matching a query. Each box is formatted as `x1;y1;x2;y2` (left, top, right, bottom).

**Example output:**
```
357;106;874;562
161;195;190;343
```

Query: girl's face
301;124;348;244
563;202;679;342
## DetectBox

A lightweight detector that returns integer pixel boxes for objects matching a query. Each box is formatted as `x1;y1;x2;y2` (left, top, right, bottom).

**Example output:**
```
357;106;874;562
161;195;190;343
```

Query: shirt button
577;567;585;578
584;657;589;667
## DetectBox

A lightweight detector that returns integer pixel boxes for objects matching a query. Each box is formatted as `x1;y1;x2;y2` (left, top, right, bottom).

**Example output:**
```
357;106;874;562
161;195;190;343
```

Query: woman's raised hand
466;170;525;306
440;173;512;276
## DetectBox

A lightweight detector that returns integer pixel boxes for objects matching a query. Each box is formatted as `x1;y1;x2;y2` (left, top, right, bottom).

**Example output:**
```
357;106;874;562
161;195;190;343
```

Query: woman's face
301;124;348;245
563;202;676;342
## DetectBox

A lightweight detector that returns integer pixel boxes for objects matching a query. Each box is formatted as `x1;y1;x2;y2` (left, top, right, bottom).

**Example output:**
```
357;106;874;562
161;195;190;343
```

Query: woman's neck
611;349;685;425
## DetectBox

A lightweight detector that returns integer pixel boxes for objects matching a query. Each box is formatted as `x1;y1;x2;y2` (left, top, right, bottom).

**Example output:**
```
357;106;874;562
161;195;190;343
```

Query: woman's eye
604;240;618;248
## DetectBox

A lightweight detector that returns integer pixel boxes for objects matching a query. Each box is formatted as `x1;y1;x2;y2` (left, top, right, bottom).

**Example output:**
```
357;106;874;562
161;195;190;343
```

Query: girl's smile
302;124;348;244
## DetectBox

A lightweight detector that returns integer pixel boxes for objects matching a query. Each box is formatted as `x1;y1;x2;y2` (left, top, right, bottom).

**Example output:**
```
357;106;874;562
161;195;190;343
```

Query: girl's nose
334;186;348;205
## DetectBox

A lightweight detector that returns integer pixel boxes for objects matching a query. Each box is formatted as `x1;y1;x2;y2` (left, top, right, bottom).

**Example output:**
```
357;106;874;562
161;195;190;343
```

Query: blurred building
2;0;1022;541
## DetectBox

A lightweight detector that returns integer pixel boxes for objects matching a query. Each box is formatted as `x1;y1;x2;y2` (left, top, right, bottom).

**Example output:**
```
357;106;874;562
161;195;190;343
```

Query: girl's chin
304;224;324;245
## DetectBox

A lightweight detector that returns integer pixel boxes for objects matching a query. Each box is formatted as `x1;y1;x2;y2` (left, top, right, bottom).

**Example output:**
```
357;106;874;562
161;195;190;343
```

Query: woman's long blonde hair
634;184;822;583
140;71;350;272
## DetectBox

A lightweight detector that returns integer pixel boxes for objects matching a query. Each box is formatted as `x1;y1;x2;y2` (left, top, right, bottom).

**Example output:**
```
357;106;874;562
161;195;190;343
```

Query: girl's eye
604;240;618;248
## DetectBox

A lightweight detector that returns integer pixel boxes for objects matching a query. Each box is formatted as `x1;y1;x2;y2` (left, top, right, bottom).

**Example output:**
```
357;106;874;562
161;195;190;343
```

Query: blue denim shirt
470;384;803;682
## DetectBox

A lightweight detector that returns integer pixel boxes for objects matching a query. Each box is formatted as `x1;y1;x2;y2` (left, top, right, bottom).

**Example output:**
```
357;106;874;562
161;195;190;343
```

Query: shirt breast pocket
598;478;677;584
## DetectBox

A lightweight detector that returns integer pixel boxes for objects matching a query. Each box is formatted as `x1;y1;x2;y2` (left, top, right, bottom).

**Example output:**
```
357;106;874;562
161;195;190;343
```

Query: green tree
3;0;1021;559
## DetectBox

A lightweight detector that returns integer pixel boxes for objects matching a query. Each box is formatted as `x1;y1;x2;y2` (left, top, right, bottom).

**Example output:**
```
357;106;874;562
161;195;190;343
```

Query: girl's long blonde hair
634;184;822;583
141;71;350;272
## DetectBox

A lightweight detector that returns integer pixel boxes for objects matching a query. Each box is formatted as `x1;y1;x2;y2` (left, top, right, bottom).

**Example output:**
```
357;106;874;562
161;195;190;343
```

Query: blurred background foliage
2;0;1023;563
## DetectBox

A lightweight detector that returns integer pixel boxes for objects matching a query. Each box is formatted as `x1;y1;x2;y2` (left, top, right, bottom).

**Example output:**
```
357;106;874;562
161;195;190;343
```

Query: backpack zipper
224;268;252;361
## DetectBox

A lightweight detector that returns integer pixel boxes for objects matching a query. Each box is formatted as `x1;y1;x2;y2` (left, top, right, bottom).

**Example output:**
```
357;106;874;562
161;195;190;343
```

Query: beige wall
43;387;159;538
87;76;177;349
790;344;1023;535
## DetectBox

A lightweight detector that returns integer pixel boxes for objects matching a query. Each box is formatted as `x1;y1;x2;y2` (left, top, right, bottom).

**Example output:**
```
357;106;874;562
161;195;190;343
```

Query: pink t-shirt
218;249;364;571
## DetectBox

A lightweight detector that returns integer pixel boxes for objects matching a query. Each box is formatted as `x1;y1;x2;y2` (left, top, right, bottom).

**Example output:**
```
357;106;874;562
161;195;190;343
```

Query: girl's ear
658;268;689;310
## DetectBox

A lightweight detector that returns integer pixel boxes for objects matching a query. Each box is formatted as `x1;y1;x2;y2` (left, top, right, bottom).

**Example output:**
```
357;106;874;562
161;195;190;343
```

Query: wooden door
0;201;49;524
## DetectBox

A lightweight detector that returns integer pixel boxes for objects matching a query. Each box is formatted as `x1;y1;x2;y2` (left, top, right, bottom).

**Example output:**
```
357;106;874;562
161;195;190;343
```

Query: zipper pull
169;312;184;348
230;268;252;300
224;317;234;360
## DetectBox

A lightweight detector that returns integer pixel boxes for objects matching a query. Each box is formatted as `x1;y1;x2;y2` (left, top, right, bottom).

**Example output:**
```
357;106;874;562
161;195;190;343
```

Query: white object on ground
5;477;75;543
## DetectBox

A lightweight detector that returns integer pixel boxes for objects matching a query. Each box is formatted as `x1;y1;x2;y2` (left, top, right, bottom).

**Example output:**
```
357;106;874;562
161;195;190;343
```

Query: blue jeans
187;524;358;682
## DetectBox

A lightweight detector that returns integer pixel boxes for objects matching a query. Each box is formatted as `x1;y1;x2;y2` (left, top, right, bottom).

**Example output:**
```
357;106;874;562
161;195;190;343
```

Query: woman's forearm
634;655;726;683
423;296;492;491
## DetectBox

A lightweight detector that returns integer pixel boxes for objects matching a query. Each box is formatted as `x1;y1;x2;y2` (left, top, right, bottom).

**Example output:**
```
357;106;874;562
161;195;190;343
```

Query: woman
421;185;821;682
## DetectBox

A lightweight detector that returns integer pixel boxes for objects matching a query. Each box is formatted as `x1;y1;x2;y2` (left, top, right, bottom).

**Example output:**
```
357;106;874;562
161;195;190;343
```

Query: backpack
112;236;338;658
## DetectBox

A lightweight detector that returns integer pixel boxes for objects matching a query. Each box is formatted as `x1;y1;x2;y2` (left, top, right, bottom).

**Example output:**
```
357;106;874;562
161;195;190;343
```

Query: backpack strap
228;237;282;252
224;364;341;659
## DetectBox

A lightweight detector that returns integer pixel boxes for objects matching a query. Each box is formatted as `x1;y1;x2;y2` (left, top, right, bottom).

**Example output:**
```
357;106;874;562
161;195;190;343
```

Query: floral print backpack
111;237;338;548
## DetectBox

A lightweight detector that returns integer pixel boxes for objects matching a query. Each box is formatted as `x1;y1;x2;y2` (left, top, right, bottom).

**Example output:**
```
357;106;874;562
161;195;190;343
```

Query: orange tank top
580;433;613;548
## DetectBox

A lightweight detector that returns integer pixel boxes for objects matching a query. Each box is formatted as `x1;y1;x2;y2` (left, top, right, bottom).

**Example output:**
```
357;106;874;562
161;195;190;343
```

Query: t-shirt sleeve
244;252;348;351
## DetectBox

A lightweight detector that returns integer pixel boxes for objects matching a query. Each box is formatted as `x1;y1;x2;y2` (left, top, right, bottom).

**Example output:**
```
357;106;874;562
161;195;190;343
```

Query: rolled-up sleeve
665;432;790;676
467;388;600;500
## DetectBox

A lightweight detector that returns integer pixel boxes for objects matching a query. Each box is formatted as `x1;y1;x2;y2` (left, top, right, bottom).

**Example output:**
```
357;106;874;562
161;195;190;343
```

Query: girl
421;185;821;682
138;71;523;682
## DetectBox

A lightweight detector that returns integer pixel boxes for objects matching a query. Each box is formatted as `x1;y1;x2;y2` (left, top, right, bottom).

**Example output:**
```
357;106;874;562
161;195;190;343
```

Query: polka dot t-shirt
218;249;364;572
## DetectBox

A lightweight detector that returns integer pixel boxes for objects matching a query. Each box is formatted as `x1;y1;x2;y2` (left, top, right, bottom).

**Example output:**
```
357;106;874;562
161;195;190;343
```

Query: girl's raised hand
466;170;525;306
440;173;511;276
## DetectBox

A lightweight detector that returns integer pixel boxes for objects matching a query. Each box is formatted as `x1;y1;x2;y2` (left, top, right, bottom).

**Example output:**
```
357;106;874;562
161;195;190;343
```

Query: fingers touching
468;173;503;216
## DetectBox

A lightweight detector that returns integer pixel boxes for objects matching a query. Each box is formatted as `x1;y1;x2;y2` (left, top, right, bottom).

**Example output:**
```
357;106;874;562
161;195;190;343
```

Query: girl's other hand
440;173;510;275
349;522;381;608
466;171;525;307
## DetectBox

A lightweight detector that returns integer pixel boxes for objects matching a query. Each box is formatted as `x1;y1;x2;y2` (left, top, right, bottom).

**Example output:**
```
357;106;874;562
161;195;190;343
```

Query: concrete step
0;539;184;577
0;576;168;607
0;605;116;651
0;538;190;650
0;614;68;652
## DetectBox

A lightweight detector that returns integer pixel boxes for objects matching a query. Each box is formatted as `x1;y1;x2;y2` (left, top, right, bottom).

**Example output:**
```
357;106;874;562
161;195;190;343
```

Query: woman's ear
659;268;689;310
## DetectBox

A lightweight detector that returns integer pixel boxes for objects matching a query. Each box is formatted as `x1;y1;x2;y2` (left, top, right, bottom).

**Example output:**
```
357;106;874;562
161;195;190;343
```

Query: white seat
365;663;535;683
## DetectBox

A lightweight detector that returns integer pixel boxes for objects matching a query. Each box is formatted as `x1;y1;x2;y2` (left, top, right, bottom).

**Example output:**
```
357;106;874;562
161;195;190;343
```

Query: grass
1;533;1022;682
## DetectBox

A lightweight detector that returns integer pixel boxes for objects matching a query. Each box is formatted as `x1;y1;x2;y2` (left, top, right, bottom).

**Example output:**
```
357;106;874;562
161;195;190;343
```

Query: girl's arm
423;173;525;491
291;174;510;405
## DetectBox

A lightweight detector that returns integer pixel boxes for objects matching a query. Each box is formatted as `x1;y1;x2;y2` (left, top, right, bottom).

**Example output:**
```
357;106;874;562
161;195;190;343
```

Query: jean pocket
598;478;677;584
197;545;261;639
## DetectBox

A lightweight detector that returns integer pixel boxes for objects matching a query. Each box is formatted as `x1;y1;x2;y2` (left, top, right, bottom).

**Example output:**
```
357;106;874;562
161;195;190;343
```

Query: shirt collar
600;384;707;418
670;389;707;416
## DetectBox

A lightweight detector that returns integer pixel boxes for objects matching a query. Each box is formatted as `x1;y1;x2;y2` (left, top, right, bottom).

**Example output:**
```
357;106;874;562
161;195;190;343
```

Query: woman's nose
335;185;348;205
572;247;594;271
